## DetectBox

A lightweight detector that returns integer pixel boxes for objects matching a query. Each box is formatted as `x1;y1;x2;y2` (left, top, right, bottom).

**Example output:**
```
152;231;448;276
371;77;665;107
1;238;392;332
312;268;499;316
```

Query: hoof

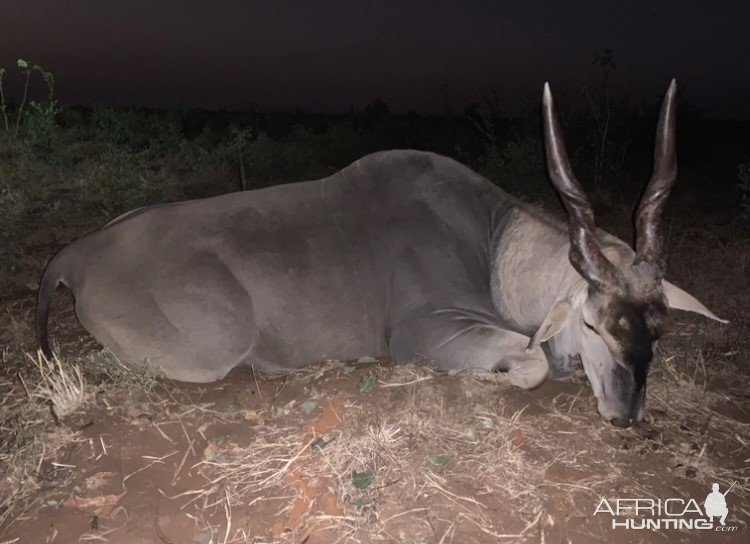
494;356;549;390
509;366;549;390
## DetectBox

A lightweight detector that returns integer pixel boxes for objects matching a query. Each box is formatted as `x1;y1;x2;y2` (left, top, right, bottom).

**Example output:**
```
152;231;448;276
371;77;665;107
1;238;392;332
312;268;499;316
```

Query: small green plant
14;59;32;137
0;67;7;132
0;59;59;142
25;63;60;149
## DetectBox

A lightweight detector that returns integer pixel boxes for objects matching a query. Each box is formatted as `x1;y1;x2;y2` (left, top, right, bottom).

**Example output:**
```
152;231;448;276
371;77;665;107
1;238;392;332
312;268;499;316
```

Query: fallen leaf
358;373;378;394
351;470;374;489
426;454;453;469
311;437;328;453
65;492;124;515
298;400;317;414
194;527;219;544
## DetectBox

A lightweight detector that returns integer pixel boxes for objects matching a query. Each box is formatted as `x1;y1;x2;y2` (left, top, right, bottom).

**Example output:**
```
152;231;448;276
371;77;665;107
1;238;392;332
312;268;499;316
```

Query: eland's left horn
634;78;678;280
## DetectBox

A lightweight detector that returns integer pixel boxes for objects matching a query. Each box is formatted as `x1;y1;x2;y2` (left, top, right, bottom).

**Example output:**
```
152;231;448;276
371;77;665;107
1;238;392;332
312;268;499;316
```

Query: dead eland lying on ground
36;80;726;427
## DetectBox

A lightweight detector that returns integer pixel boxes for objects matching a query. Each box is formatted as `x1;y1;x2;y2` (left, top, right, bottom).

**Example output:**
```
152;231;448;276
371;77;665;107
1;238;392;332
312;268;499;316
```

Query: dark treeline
2;91;750;294
46;99;750;194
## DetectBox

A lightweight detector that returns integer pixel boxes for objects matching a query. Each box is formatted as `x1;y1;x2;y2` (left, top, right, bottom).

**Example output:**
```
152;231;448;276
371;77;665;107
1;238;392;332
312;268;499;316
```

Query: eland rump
37;80;725;426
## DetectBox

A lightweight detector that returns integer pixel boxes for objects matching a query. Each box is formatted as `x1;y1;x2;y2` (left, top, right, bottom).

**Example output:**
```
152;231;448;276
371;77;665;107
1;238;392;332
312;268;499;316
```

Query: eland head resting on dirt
37;79;726;428
533;79;727;426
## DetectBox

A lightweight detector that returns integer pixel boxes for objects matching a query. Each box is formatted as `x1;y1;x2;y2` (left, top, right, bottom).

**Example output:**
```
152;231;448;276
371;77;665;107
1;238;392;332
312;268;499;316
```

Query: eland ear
662;280;728;324
527;300;574;352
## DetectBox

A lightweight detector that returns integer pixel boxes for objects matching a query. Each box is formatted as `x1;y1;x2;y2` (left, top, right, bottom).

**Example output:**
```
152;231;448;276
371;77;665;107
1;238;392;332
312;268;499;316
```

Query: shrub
471;104;548;196
78;147;163;219
0;184;27;282
0;59;60;153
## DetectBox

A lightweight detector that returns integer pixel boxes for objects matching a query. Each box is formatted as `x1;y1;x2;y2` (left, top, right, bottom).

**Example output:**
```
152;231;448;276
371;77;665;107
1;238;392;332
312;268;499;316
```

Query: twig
96;436;108;461
14;69;31;137
17;373;32;400
423;472;487;511
437;521;455;544
179;419;197;456
251;364;264;402
380;376;434;388
258;436;317;487
172;439;195;485
458;509;543;539
153;422;177;445
123;450;178;483
222;487;232;544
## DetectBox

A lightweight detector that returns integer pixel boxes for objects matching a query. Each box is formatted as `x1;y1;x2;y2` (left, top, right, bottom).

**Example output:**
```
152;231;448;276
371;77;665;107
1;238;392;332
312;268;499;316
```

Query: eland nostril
610;416;635;428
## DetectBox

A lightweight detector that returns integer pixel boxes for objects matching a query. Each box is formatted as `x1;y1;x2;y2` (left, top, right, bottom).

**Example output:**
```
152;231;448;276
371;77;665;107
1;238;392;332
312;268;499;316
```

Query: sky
2;0;749;117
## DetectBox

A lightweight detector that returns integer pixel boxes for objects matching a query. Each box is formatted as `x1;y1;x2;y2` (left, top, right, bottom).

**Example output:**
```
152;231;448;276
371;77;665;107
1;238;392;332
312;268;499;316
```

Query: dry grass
24;350;88;418
184;358;720;542
0;352;80;532
184;365;557;543
191;427;307;509
0;335;88;534
647;321;750;501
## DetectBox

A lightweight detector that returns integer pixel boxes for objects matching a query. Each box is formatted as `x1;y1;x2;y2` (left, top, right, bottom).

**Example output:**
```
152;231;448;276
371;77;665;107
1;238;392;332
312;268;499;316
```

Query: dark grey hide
38;150;560;381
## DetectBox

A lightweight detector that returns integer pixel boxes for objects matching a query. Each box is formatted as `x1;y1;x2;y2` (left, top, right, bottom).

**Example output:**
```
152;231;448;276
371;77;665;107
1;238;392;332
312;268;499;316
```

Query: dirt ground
1;204;749;544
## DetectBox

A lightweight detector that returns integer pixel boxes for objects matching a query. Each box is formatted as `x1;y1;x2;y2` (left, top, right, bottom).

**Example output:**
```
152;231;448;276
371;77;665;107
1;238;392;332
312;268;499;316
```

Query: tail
36;252;66;358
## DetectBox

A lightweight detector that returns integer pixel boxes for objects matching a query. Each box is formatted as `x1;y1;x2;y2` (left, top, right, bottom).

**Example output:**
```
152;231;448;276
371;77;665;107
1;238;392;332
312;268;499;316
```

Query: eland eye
583;320;597;333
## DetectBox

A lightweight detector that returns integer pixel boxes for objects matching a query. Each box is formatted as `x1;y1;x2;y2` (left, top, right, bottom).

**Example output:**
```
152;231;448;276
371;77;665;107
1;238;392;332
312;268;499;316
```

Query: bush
471;104;548;196
0;59;60;155
78;146;168;219
0;184;27;282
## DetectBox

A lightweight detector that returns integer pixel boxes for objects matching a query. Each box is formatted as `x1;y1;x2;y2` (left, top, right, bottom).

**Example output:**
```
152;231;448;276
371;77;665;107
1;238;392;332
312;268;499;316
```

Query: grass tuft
25;350;88;418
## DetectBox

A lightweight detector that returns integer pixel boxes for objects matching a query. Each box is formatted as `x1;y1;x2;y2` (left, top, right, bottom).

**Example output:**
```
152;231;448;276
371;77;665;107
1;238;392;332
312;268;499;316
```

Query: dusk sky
2;1;749;117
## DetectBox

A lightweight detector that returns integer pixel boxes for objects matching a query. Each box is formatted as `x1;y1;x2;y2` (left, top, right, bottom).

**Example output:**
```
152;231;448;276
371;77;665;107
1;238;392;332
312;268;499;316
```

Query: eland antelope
37;80;725;426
